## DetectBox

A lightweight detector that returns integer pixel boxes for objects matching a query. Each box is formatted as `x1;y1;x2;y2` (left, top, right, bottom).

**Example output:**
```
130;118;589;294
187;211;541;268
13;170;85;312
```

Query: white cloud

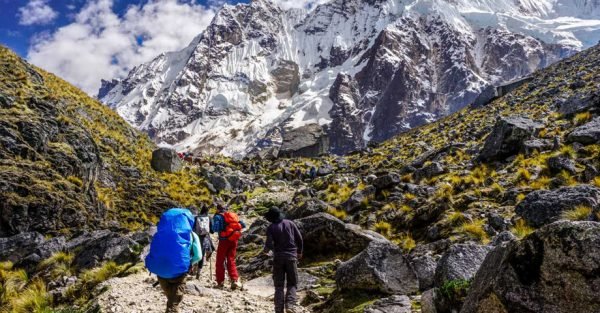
18;0;59;25
271;0;331;10
27;0;216;95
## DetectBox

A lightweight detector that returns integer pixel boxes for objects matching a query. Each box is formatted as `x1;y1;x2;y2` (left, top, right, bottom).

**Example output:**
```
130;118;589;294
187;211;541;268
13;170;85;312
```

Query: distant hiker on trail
263;207;303;313
211;202;246;290
192;205;215;279
145;208;202;313
309;166;317;180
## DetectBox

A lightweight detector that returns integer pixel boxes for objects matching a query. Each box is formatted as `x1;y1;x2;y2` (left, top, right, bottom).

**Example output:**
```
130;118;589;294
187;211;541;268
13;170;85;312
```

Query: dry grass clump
374;221;392;237
562;205;593;221
573;111;592;126
328;208;348;220
511;219;535;239
457;219;489;243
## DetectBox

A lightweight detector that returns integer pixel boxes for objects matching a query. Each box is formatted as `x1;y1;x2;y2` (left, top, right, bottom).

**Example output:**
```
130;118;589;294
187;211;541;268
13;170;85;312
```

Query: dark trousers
273;257;298;313
157;275;186;313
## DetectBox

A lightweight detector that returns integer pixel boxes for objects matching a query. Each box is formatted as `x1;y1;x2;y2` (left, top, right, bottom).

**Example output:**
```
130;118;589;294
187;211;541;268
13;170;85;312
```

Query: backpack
218;212;243;242
194;215;210;236
145;208;195;279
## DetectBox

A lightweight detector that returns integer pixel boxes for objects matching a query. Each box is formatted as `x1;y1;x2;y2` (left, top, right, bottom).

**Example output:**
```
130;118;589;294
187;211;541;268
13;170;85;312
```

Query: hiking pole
209;258;213;282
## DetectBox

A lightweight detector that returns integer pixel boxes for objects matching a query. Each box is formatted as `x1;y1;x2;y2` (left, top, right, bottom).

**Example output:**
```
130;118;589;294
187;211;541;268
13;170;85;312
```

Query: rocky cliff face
99;0;600;157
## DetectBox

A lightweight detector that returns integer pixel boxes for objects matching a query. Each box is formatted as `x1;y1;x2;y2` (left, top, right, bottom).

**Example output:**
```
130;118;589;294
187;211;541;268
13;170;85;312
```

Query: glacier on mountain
99;0;600;157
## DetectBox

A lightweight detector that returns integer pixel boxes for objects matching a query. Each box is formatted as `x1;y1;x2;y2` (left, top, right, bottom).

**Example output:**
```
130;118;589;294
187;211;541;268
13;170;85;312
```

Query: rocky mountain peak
99;0;600;157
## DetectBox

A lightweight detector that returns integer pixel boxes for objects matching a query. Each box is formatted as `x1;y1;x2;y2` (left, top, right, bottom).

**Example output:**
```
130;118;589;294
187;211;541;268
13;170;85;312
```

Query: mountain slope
230;43;600;312
0;46;211;237
100;0;600;156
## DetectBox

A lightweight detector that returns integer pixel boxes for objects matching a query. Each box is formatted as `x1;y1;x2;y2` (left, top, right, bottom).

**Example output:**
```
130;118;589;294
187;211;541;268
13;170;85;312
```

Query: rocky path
96;261;275;313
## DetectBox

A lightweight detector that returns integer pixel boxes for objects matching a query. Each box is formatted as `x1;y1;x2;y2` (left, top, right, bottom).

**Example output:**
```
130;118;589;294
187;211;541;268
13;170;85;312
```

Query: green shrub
440;279;471;306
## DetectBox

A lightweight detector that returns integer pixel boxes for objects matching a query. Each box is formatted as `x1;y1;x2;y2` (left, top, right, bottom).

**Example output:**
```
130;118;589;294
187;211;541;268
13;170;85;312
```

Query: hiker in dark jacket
192;205;215;278
263;207;303;313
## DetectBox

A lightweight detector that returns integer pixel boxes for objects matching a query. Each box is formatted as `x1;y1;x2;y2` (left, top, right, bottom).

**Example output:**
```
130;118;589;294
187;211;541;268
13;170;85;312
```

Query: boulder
547;155;577;174
207;174;231;192
342;185;375;213
409;253;438;291
279;124;329;158
558;89;600;116
491;231;517;246
335;240;418;295
515;185;600;227
0;92;14;108
478;116;543;161
567;117;600;145
523;139;553;155
286;199;329;219
67;230;140;269
364;295;412;313
461;221;600;313
421;289;439;313
317;163;333;176
373;172;400;190
0;232;45;263
150;148;182;173
434;244;492;287
296;213;386;257
415;162;445;182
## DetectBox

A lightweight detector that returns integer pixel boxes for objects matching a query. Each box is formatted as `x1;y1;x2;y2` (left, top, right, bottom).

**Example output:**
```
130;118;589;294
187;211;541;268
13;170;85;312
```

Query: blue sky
0;0;242;93
1;0;146;57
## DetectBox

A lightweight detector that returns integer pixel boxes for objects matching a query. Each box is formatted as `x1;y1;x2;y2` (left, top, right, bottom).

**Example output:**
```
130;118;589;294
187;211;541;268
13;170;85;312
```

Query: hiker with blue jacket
263;207;303;313
211;201;246;289
145;208;202;313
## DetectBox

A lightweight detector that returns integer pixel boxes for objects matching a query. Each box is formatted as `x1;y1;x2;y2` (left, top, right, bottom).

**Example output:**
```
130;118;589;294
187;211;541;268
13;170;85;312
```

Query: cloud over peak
27;0;216;94
18;0;59;26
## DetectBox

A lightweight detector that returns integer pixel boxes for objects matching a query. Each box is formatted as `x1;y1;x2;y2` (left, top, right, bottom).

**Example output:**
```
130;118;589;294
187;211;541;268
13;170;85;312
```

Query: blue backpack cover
145;208;195;279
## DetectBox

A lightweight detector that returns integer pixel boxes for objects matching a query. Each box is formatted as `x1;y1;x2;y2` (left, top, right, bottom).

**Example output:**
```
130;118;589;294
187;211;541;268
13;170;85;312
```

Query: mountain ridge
99;0;600;157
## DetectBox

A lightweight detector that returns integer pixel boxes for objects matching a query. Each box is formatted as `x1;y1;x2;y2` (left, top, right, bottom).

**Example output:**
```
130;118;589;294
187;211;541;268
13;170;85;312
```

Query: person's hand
297;253;303;260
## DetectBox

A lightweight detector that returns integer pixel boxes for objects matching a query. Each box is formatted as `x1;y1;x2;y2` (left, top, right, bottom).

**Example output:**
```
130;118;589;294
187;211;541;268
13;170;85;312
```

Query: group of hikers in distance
145;200;303;313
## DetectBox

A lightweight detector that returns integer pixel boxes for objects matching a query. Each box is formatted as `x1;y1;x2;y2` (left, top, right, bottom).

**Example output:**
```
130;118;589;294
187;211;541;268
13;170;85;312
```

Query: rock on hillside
461;221;600;313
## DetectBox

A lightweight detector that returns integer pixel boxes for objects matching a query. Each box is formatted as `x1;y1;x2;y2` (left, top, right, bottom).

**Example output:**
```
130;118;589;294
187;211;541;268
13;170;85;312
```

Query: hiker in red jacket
211;202;246;290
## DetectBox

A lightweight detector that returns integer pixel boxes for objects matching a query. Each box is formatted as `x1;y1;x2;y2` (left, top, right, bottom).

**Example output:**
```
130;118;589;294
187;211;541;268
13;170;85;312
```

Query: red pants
215;239;239;283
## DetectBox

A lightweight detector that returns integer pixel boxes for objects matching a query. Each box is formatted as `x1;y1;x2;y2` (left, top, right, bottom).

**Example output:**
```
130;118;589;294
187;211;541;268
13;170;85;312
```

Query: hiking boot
231;280;243;291
215;282;225;290
286;305;302;313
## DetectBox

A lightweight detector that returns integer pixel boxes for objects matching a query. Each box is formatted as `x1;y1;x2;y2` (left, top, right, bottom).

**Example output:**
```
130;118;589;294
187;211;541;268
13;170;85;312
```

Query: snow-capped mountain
99;0;600;157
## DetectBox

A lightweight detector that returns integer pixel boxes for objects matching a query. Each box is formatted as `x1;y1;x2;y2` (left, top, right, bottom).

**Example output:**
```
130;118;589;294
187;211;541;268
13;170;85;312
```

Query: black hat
265;206;284;223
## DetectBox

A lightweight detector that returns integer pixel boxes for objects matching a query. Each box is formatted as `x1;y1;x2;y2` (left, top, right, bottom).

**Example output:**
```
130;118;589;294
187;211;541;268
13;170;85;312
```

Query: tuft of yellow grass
561;205;592;221
457;219;489;243
374;221;392;237
511;219;535;239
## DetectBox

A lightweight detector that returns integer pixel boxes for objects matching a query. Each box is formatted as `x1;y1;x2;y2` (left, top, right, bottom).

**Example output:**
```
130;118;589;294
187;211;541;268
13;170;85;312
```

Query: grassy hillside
0;45;212;236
